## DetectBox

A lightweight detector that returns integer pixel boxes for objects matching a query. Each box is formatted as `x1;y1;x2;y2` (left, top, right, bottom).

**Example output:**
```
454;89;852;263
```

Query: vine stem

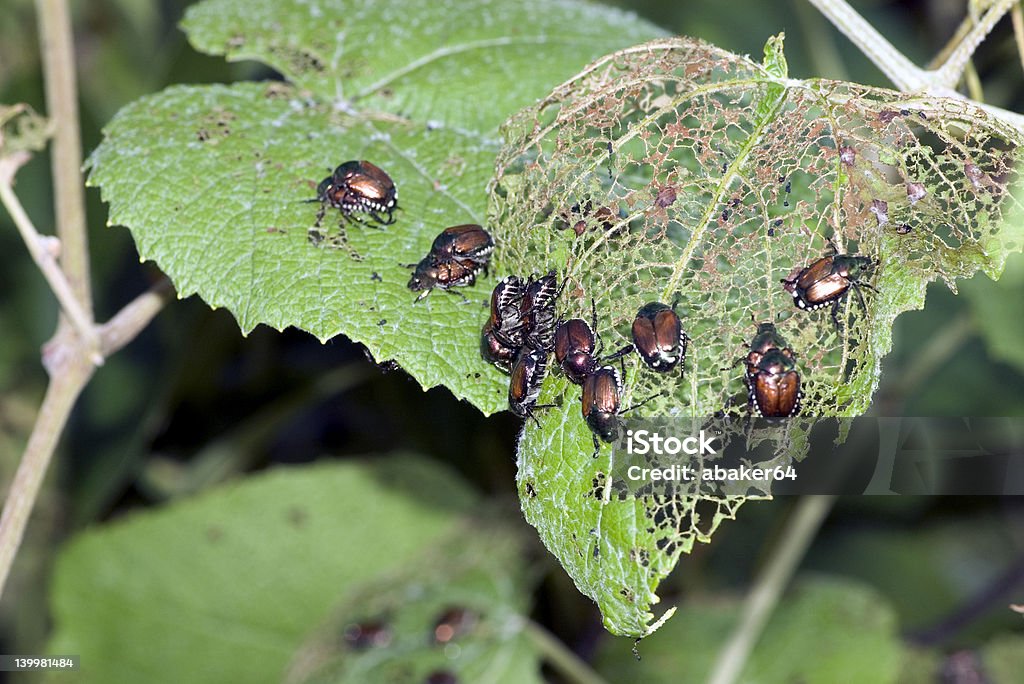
0;280;172;596
521;619;610;684
37;0;91;313
0;166;101;365
0;0;174;598
806;0;1024;129
706;495;837;684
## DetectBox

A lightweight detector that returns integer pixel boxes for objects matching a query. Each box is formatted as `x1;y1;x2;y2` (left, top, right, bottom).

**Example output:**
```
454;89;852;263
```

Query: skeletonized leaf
491;36;1024;636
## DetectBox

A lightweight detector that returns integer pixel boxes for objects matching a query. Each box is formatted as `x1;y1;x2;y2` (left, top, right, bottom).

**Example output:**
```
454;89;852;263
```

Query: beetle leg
443;288;471;304
591;433;602;459
621;391;662;414
364;209;387;228
830;298;844;332
603;344;634;364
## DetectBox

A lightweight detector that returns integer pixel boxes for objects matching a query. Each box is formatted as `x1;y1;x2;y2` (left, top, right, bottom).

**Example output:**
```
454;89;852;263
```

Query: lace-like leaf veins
490;36;1024;636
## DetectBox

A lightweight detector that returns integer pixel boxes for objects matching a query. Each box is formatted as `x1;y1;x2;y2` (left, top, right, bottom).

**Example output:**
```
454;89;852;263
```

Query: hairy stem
933;0;1016;89
0;176;101;364
36;0;91;314
0;279;171;596
707;496;837;684
804;0;928;91
0;346;93;596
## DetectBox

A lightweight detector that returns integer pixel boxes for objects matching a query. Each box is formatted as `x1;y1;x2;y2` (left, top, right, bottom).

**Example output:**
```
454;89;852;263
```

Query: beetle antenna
621;391;663;415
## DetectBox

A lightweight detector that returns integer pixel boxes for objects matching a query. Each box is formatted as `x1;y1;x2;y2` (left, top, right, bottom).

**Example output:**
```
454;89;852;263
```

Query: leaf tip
762;32;788;79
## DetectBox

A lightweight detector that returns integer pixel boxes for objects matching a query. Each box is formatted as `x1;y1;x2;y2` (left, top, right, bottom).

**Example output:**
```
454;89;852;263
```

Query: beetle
746;347;802;418
581;365;624;451
581;365;659;458
430;224;494;265
630;302;689;372
508;346;549;423
431;607;478;645
313;160;398;227
554;300;632;385
745;321;790;360
424;672;458;684
481;276;527;370
342;619;392;650
739;323;802;418
407;257;481;301
781;254;875;328
518;272;561;352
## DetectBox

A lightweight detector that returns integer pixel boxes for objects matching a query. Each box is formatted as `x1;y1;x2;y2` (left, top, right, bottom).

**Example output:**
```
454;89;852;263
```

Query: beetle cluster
482;283;692;455
477;273;560;422
407;224;495;301
569;301;686;456
339;606;473;684
723;250;876;418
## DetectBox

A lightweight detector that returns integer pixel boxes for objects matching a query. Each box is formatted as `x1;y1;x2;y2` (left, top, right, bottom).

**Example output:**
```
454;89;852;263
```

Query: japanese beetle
746;322;790;360
582;365;623;449
424;672;458;684
481;276;526;371
407;257;481;301
740;323;802;418
747;348;802;418
313;160;398;227
430;224;494;265
518;272;560;352
555;317;599;385
431;607;478;645
342;619;392;650
781;254;875;328
508;346;549;423
554;300;632;385
631;302;689;372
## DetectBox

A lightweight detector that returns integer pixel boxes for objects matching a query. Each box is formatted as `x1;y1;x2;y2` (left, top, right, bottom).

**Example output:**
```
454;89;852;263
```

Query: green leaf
492;37;1024;635
45;456;483;684
963;253;1024;374
984;635;1024;684
286;522;539;684
593;577;904;683
181;0;662;134
87;0;663;415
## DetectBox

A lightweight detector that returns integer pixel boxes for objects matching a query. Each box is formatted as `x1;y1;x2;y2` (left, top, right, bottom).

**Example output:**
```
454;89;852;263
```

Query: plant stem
36;0;92;314
1011;2;1024;76
890;311;974;405
804;0;929;91
0;340;93;596
521;619;609;684
933;0;1016;89
0;0;177;599
706;495;837;684
0;176;101;364
807;0;1024;129
98;278;174;356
